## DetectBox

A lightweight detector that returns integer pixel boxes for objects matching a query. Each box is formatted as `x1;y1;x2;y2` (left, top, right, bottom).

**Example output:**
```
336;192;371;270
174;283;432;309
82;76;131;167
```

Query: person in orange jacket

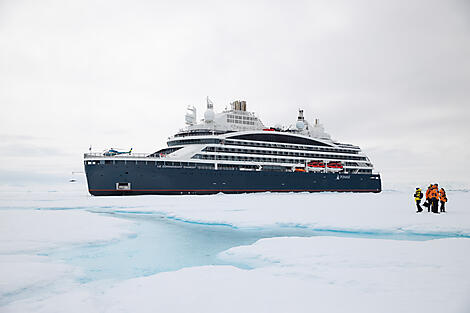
430;184;439;213
439;188;447;213
423;184;432;212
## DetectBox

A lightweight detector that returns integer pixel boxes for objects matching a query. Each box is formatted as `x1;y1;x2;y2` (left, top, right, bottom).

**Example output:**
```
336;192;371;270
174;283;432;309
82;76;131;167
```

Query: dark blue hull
85;163;381;196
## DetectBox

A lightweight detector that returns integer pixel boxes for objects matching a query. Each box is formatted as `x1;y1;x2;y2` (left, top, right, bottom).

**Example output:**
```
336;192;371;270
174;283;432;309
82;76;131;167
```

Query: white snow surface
4;237;470;313
104;190;470;236
0;255;80;298
1;185;470;313
0;208;135;304
2;185;469;236
0;209;135;253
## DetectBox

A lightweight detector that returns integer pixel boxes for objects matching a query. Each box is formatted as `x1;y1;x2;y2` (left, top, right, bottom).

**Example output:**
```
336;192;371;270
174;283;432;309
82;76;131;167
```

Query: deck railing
84;152;151;158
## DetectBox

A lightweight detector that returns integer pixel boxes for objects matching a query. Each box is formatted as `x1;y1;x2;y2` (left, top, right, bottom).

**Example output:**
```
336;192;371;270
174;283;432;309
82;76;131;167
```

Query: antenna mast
206;96;214;109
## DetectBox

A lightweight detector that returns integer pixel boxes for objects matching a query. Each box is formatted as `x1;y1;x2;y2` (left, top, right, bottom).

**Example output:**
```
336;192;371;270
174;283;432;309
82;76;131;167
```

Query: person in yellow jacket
414;187;424;213
423;184;432;212
430;184;440;213
439;188;447;213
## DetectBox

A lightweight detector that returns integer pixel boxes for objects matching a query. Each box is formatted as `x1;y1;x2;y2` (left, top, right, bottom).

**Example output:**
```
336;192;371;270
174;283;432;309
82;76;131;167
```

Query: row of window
193;154;298;164
224;140;358;154
192;153;369;167
202;147;368;161
85;160;215;169
227;119;255;125
229;133;331;147
191;156;373;173
174;130;232;138
168;138;220;146
167;137;359;155
226;114;256;121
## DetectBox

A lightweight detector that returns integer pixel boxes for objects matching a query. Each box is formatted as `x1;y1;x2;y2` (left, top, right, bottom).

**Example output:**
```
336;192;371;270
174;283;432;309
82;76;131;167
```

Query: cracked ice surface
0;209;135;253
5;237;470;313
0;208;135;304
3;185;469;237
106;190;470;237
1;185;470;313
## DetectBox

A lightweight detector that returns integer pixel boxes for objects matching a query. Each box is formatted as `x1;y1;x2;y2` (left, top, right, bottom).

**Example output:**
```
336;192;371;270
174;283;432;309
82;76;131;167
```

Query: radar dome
204;109;215;122
296;120;305;130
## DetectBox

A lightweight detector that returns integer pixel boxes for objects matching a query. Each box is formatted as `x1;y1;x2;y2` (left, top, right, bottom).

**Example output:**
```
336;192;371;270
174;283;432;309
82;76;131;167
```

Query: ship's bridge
177;98;332;141
181;99;265;134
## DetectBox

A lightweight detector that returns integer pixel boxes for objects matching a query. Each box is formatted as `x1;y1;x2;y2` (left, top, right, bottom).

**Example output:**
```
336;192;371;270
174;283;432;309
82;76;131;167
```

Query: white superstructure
143;98;376;175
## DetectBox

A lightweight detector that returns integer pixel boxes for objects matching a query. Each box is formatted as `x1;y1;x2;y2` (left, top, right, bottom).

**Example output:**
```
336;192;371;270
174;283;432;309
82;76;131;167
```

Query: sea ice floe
0;210;135;254
0;209;135;307
0;255;80;302
106;190;470;237
1;186;470;313
4;236;470;313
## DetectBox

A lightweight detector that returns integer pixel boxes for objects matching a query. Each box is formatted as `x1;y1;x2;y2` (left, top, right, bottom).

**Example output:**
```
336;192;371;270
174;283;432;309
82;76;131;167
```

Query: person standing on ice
423;184;432;212
439;188;447;213
430;184;439;213
414;187;424;213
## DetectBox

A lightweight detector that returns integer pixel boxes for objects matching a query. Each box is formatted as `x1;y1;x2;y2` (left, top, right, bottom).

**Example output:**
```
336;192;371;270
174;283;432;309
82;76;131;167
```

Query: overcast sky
1;0;469;187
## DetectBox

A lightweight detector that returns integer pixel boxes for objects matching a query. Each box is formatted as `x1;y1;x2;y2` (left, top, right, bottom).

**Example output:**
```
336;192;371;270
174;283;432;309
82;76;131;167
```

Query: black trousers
431;198;439;213
415;200;423;212
440;201;446;212
424;198;431;212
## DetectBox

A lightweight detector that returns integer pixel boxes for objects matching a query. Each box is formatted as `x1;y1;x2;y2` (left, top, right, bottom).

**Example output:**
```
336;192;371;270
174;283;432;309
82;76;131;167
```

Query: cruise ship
84;98;381;195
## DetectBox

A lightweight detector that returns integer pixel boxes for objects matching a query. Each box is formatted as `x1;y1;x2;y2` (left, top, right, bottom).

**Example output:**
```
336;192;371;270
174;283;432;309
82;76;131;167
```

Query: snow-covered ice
5;237;470;313
103;190;470;237
1;184;469;313
0;255;79;303
0;206;134;305
0;209;135;253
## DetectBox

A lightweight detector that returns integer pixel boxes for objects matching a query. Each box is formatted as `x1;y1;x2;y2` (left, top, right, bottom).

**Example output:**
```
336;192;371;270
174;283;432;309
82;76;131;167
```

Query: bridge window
229;133;331;147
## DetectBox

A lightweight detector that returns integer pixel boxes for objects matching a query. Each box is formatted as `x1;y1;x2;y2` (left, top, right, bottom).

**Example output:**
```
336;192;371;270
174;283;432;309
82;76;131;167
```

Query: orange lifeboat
307;160;325;168
327;161;343;169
